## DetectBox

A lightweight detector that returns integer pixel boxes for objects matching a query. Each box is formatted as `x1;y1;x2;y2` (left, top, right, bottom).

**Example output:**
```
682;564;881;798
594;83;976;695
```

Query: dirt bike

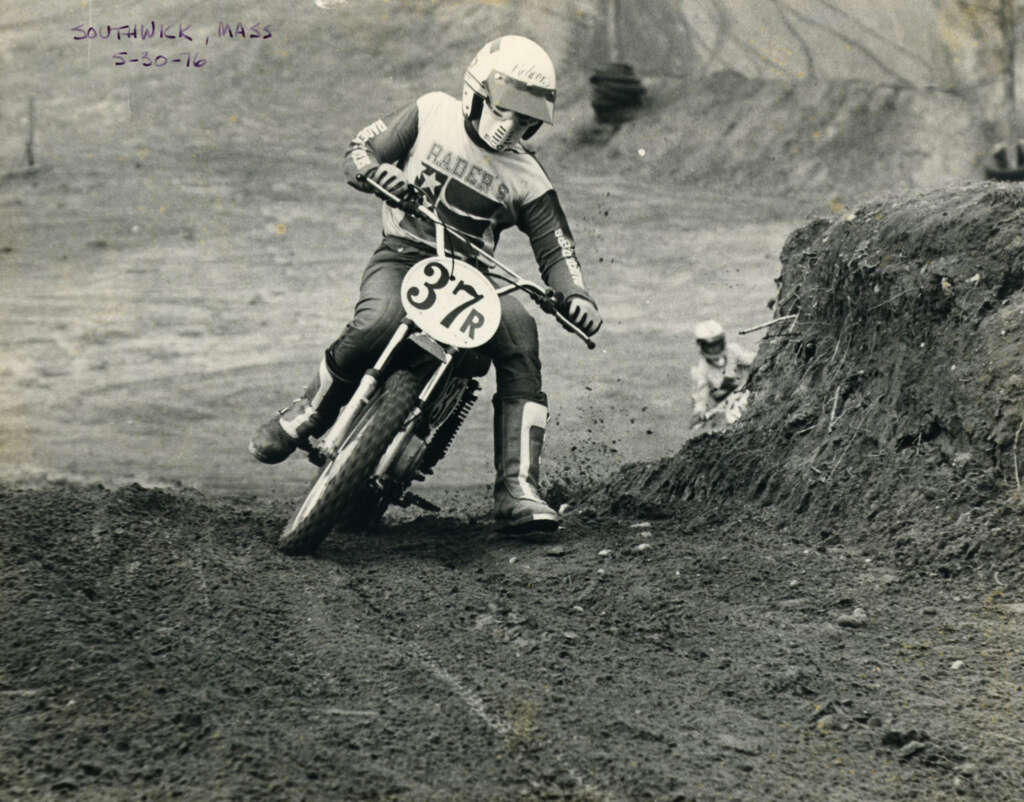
277;178;595;555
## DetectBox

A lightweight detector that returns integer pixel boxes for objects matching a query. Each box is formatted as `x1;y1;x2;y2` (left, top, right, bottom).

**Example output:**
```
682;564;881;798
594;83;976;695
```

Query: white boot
492;397;559;532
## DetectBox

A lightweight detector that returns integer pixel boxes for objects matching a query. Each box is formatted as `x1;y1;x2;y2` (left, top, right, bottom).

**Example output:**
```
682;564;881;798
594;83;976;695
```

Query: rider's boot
492;396;560;533
248;351;357;464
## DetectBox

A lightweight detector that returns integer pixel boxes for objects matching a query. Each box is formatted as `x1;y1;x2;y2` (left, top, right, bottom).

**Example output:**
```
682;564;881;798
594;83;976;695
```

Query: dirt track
3;478;1023;801
5;172;1024;800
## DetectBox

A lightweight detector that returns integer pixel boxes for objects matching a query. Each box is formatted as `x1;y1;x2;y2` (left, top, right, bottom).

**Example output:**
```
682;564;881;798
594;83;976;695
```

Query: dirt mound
600;181;1024;572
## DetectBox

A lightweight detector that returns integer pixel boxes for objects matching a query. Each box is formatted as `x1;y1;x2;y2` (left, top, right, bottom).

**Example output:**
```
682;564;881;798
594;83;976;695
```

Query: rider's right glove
564;295;603;336
365;163;409;202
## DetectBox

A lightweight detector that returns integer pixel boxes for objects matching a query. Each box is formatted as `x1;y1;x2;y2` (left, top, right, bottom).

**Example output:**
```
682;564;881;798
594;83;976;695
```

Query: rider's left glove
365;163;409;202
565;296;602;336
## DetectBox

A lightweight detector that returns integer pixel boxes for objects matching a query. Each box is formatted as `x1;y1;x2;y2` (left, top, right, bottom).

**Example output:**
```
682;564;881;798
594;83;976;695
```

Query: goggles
485;70;555;125
698;336;726;355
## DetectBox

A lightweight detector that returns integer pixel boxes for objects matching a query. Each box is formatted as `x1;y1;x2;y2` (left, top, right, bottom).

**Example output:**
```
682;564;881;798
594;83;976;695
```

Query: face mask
478;100;538;151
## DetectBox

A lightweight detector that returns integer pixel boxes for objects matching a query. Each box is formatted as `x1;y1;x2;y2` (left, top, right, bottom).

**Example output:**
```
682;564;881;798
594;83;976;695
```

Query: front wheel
277;370;422;556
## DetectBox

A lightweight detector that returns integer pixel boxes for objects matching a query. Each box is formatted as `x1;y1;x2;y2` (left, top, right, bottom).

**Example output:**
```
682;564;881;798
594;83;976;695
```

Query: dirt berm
600;181;1024;576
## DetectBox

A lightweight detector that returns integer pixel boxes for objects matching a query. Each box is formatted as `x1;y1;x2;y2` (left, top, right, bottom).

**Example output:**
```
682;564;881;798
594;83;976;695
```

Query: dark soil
3;182;1023;801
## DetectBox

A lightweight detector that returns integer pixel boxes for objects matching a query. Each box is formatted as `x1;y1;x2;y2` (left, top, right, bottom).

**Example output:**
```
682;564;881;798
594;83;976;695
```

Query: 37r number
405;261;487;338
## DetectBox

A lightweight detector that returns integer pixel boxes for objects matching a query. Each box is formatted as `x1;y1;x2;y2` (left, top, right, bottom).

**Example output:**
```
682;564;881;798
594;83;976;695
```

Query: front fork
316;321;413;459
315;318;457;486
370;347;455;483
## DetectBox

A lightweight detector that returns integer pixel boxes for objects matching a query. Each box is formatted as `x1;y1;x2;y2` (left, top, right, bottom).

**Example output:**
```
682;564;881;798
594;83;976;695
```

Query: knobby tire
277;370;422;556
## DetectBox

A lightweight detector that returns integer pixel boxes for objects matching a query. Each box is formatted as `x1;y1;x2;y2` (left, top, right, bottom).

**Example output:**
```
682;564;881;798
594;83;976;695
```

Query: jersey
343;91;593;304
690;342;756;419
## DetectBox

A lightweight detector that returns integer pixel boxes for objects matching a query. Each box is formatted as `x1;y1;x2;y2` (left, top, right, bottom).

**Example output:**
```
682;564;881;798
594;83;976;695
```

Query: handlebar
361;174;596;350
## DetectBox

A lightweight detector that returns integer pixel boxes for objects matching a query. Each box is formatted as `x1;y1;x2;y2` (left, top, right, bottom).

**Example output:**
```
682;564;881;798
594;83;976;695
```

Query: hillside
0;0;1010;202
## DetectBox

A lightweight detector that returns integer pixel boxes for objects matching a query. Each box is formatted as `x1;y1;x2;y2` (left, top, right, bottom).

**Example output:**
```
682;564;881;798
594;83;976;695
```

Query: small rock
508;556;517;564
558;503;571;515
899;740;928;760
717;733;762;755
630;522;651;529
950;660;965;670
633;543;652;552
815;714;837;731
598;549;612;557
952;452;973;468
837;608;868;628
572;605;584;613
545;546;568;557
955;762;977;777
883;727;926;747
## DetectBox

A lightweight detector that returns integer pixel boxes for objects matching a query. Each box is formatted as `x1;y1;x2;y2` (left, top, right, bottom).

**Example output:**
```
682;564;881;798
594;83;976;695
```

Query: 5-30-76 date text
113;51;207;67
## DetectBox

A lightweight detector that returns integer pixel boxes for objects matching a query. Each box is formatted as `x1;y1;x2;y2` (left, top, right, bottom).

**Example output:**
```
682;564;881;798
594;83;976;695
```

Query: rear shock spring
417;379;480;477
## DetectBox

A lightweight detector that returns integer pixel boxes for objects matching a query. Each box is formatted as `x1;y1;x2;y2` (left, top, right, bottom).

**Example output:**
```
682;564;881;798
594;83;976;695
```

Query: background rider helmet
461;35;557;152
694;319;727;368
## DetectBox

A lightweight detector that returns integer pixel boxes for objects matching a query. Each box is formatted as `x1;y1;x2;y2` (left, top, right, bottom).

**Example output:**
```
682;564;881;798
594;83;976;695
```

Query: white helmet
694;319;727;365
462;35;556;152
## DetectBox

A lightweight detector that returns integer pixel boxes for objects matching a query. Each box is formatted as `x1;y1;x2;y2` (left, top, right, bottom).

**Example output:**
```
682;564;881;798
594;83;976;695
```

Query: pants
327;237;545;403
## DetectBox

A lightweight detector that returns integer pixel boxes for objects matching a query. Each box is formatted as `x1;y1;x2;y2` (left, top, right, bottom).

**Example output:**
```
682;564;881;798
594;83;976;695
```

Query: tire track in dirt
333;545;606;797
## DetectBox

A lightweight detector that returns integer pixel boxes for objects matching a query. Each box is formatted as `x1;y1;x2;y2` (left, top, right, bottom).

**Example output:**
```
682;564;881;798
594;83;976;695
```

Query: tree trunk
1003;0;1019;168
607;0;620;63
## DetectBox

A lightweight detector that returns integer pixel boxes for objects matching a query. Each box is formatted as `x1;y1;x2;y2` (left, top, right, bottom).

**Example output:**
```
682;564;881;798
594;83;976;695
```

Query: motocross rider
689;319;756;430
249;35;602;533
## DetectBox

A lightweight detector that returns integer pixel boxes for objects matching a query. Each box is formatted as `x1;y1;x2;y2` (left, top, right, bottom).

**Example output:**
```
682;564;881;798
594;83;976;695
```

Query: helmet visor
486;70;555;124
698;335;726;356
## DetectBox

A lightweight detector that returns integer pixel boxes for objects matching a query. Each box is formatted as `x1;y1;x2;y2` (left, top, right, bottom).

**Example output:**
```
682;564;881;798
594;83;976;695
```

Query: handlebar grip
554;307;596;349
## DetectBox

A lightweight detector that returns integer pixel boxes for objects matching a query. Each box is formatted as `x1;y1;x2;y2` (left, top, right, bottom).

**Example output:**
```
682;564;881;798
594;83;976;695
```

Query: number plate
401;257;501;348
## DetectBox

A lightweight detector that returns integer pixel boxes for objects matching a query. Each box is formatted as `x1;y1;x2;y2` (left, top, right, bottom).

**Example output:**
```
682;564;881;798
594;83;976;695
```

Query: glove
564;296;602;336
365;163;409;201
